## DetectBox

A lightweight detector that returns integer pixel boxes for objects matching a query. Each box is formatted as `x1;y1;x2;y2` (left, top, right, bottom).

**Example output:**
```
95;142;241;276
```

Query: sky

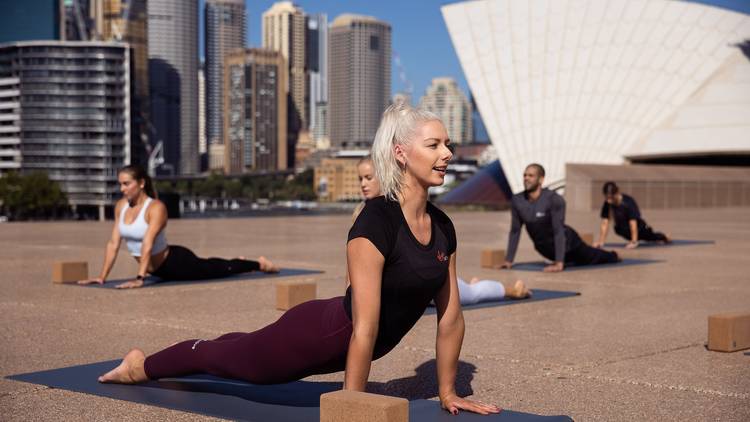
198;0;750;102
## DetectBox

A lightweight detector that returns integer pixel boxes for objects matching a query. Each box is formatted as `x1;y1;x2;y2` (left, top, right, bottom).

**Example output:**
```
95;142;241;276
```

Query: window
370;36;379;51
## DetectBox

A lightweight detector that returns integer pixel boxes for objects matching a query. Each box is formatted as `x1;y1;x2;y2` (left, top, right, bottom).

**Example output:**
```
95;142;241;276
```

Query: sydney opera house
441;0;750;206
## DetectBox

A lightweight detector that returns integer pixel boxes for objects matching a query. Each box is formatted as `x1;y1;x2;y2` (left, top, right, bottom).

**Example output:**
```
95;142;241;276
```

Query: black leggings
615;224;668;243
151;245;260;281
144;297;353;384
537;229;619;266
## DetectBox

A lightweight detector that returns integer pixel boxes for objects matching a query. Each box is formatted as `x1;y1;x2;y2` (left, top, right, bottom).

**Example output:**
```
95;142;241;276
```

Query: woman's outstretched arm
343;237;383;391
434;252;500;415
79;200;125;284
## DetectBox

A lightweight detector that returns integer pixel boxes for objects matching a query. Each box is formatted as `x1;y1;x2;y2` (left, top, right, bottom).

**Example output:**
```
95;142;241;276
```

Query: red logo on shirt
437;250;448;262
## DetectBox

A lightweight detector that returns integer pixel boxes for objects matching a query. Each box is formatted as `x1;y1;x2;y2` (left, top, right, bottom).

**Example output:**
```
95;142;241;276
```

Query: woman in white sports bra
78;165;279;289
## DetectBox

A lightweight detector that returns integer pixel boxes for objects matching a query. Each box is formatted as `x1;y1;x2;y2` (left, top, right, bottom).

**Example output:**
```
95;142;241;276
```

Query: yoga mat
509;258;663;272
424;289;580;316
604;239;715;248
8;361;572;421
72;268;323;289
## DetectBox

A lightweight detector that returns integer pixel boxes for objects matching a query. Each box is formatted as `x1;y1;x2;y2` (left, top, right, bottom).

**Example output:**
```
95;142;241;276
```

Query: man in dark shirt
594;181;670;249
498;164;619;272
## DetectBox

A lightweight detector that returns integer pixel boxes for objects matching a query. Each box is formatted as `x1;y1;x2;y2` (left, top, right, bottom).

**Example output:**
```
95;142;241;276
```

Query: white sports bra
118;197;168;257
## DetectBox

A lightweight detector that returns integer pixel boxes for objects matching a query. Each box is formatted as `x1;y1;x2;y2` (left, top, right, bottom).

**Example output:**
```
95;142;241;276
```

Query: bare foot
257;256;280;273
507;280;531;299
662;234;672;244
115;279;144;289
98;349;148;384
468;277;480;284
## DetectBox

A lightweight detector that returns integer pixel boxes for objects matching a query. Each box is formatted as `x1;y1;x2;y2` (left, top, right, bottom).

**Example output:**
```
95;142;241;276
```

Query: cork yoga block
275;281;316;310
52;261;88;284
480;249;506;268
320;390;409;422
708;312;750;352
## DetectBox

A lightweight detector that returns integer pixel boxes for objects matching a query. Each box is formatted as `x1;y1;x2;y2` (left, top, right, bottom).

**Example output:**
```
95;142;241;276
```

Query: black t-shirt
600;194;643;230
344;196;457;358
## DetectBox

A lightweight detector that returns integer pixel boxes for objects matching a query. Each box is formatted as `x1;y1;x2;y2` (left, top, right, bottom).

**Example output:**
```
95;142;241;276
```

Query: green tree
0;171;69;220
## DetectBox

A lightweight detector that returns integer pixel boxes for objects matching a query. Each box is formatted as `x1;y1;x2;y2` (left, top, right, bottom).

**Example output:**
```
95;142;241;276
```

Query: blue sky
199;0;750;101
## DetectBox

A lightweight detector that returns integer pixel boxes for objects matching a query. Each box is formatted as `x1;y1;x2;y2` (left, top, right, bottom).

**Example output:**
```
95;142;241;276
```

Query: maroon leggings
144;297;353;384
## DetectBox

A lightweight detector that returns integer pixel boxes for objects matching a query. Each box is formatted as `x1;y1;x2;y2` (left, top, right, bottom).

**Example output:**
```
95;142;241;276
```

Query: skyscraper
224;49;288;174
205;0;246;155
262;1;305;168
148;0;199;175
420;77;472;145
305;13;327;144
99;0;150;167
329;14;391;149
0;41;131;220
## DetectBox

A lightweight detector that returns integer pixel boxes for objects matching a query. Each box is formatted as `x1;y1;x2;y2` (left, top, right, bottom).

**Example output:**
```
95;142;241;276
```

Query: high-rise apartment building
419;77;472;144
262;1;305;168
0;41;130;220
224;49;287;174
329;14;391;149
148;0;199;175
305;13;327;144
205;0;246;154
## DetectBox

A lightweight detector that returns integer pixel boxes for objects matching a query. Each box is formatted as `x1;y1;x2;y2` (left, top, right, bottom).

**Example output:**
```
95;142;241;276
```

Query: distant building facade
0;41;131;219
329;14;391;149
420;77;472;144
205;0;246;152
224;49;287;174
314;156;362;202
305;13;327;146
148;0;199;175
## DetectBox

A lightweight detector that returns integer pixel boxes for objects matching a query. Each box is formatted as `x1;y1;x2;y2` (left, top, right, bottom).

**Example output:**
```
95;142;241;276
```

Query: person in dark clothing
96;103;499;416
593;182;671;249
78;165;279;289
498;164;619;272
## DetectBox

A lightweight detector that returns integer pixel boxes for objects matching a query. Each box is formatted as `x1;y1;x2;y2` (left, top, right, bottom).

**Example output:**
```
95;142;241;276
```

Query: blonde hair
371;102;440;201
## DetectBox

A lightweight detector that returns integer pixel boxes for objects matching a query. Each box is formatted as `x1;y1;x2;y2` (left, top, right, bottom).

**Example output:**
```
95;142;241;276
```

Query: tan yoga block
480;249;505;268
320;390;409;422
580;232;594;245
708;312;750;352
52;261;88;283
275;281;316;310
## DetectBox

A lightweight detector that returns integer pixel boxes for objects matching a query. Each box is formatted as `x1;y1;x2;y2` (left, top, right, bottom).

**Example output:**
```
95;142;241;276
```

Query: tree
0;171;69;220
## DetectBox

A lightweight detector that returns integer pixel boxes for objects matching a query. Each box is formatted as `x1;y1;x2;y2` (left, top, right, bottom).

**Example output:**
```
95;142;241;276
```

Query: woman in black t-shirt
594;182;671;248
96;103;500;416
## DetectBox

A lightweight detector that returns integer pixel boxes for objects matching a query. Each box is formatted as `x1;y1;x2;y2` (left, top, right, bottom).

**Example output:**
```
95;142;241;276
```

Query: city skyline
198;0;750;101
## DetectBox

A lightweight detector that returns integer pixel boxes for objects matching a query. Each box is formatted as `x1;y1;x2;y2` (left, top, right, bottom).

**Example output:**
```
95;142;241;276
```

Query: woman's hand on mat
115;279;144;289
78;277;105;285
543;262;564;272
626;241;639;249
440;393;501;415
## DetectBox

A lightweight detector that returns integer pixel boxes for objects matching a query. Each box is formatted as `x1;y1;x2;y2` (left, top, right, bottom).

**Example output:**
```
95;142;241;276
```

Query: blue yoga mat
423;289;580;316
7;360;572;421
604;239;715;248
509;258;663;272
71;268;323;289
